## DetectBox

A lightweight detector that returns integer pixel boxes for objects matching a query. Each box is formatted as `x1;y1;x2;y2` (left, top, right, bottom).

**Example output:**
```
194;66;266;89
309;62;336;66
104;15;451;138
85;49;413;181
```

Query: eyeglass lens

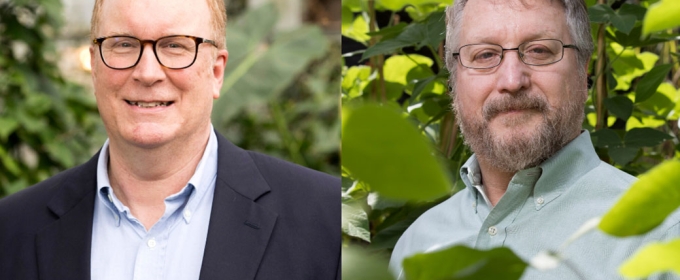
100;36;198;69
458;39;566;69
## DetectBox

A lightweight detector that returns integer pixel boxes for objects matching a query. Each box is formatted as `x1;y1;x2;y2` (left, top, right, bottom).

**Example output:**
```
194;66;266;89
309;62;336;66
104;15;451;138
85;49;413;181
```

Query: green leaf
0;117;19;140
608;42;658;91
45;141;75;167
342;247;395;280
343;66;372;98
608;147;638;166
341;5;354;32
403;246;527;280
599;160;680;237
588;4;615;23
383;54;434;87
604;95;633;121
366;23;409;41
343;14;371;44
610;14;637;35
362;12;445;60
638;82;678;120
342;104;450;201
642;0;680;35
635;64;672;103
0;145;21;176
618;3;647;21
620;239;680;277
375;0;452;12
410;75;437;103
624;127;672;148
214;17;328;125
342;0;364;13
342;202;371;242
591;129;622;148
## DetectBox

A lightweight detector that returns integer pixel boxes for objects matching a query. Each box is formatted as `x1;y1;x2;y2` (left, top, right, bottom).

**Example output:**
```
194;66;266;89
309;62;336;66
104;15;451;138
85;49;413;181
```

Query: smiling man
390;0;679;279
0;0;339;279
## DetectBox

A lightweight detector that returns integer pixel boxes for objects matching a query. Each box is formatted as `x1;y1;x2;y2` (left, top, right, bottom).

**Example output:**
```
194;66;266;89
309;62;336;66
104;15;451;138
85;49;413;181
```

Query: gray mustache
482;93;548;121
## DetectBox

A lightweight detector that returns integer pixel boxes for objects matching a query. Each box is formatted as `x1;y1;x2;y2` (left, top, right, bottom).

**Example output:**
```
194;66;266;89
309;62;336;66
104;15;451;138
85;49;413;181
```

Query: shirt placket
475;169;540;250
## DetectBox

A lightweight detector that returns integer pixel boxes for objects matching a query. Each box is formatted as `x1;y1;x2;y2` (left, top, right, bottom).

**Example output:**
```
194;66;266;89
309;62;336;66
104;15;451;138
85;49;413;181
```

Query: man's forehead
97;0;211;35
459;0;566;43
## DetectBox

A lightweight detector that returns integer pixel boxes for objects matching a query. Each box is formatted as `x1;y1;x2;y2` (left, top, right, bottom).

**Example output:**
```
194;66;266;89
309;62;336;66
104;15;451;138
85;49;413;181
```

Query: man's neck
476;156;516;207
106;127;211;230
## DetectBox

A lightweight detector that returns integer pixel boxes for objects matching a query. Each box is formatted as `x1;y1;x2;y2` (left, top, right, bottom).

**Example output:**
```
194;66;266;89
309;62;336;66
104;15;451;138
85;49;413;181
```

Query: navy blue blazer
0;132;340;280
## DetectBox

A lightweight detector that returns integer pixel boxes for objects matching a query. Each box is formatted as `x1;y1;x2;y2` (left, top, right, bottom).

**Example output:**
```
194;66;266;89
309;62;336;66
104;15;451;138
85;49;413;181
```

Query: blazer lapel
199;133;278;280
35;154;98;280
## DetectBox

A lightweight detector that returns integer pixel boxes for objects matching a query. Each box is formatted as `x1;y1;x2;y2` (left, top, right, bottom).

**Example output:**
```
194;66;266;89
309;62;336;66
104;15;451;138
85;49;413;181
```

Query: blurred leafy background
341;0;680;279
0;0;341;197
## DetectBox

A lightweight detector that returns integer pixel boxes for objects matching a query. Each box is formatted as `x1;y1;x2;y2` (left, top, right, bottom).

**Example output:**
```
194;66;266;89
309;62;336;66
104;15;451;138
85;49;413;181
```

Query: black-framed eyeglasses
451;39;579;69
93;35;218;70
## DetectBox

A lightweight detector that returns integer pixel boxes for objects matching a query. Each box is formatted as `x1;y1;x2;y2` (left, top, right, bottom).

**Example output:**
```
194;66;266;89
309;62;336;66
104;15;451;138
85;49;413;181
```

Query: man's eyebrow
463;31;560;45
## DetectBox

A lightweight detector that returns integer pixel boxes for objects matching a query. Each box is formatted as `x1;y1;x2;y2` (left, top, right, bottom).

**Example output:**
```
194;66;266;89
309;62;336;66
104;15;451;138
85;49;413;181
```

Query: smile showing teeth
126;100;173;108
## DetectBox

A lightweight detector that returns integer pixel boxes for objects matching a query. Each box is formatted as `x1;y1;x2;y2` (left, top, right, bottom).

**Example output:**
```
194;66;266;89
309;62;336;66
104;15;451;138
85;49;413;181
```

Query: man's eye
473;51;499;61
525;46;554;55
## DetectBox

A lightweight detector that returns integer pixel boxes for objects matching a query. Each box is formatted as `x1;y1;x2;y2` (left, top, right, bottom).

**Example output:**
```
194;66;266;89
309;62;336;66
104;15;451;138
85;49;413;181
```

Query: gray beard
454;91;584;173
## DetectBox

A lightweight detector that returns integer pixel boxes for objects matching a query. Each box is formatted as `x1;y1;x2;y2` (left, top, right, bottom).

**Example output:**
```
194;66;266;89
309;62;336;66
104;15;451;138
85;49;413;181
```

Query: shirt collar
460;131;601;208
95;126;219;225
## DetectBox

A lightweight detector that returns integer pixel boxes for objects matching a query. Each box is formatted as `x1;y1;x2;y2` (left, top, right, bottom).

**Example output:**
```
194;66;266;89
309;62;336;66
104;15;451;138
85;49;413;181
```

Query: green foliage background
341;0;680;279
0;1;340;197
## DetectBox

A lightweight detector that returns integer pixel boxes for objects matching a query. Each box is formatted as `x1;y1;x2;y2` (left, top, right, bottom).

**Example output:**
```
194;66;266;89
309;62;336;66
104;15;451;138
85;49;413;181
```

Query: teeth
128;101;171;108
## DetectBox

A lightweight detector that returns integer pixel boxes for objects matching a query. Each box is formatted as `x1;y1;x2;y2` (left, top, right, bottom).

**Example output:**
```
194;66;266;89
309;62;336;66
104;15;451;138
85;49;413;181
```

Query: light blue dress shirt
91;129;218;280
390;132;680;279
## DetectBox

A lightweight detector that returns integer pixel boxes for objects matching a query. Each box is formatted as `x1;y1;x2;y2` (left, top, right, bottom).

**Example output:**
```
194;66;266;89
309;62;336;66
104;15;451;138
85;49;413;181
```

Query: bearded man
389;0;680;279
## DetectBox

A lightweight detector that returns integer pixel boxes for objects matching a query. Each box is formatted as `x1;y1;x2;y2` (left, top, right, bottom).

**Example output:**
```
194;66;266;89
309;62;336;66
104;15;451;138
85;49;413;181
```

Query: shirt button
147;238;156;248
536;196;545;205
107;193;113;203
472;202;477;208
183;210;192;220
488;226;498;236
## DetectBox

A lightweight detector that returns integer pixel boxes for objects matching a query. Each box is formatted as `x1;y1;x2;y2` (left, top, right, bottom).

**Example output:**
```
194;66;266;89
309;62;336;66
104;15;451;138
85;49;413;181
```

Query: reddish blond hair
90;0;227;49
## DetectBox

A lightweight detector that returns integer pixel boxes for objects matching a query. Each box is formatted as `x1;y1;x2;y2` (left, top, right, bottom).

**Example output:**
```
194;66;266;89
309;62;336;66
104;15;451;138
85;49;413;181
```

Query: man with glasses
390;0;679;279
0;0;339;279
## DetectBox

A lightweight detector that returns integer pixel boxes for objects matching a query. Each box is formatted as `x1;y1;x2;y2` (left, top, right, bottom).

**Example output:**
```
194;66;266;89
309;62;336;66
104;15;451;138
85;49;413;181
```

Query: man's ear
90;46;96;81
212;49;229;99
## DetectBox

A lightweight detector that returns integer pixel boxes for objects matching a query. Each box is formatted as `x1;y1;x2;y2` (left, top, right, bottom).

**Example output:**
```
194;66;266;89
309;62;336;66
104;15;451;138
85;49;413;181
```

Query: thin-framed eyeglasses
451;39;579;69
93;35;218;70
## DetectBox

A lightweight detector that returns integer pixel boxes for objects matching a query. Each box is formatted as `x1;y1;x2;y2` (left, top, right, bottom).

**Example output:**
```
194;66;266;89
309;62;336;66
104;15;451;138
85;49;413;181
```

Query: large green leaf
619;239;680;277
642;0;680;35
362;12;445;60
591;128;622;148
608;147;638;166
599;160;680;237
403;246;527;280
624;127;672;148
604;95;633;121
588;4;615;23
342;104;450;201
213;5;328;125
635;64;673;103
342;247;395;280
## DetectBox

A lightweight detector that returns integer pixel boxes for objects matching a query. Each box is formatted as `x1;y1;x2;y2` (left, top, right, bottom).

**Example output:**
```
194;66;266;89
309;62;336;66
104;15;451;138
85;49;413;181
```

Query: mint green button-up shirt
390;132;680;279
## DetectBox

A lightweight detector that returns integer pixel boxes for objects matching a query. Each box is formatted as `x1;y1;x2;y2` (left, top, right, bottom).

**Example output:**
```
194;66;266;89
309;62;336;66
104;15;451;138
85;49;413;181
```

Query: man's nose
495;50;530;94
131;43;165;86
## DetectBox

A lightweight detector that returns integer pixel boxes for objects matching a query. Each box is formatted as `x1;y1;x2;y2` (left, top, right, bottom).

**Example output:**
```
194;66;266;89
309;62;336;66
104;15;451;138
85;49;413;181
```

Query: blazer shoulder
0;161;94;230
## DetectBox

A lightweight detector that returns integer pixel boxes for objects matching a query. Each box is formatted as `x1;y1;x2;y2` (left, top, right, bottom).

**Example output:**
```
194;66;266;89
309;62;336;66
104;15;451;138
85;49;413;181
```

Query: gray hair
444;0;594;89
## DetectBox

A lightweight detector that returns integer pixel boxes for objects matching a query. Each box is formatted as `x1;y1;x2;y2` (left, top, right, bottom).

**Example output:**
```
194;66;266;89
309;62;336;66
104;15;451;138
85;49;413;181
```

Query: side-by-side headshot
1;0;680;279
